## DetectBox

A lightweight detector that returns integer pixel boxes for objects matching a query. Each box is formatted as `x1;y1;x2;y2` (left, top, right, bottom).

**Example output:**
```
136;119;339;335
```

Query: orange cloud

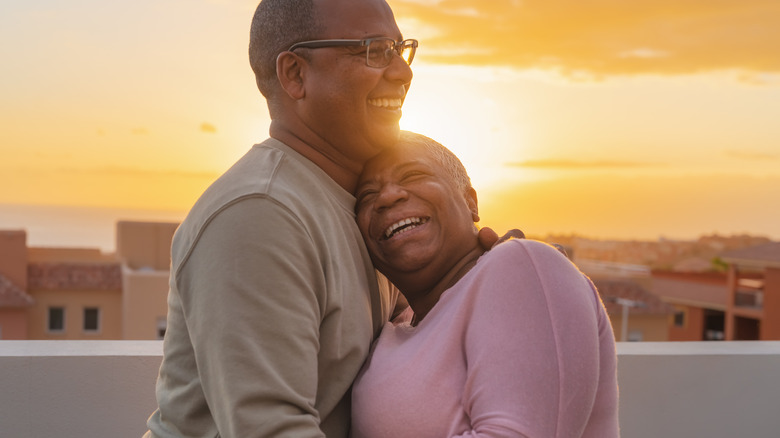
390;0;780;75
724;149;778;161
200;122;217;133
505;159;662;169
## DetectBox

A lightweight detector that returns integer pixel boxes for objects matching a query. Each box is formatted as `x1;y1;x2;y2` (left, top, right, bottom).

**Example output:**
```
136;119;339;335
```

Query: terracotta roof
650;272;728;310
721;242;780;268
593;278;675;315
28;263;122;291
0;273;35;307
651;270;728;285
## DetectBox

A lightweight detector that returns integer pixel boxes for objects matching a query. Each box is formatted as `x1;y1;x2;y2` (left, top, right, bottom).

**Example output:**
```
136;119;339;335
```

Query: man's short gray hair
397;131;472;195
248;0;323;102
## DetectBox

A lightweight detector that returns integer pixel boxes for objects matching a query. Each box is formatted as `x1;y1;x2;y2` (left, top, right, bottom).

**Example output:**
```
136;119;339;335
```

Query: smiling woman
355;131;481;302
351;131;620;437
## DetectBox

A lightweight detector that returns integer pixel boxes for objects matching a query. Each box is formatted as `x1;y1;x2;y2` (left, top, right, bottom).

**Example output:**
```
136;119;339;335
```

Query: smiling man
143;0;416;437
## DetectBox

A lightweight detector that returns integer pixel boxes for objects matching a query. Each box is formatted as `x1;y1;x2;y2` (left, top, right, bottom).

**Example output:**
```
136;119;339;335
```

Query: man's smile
368;97;403;110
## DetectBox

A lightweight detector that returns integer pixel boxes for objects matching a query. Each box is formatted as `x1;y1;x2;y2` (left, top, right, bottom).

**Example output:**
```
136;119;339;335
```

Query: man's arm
178;197;327;437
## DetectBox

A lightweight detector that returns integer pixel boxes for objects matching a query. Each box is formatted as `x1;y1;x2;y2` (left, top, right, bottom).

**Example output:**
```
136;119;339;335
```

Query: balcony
1;341;779;437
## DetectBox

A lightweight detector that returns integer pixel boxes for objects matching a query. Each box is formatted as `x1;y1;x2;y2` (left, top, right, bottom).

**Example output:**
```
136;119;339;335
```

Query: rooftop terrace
1;341;779;437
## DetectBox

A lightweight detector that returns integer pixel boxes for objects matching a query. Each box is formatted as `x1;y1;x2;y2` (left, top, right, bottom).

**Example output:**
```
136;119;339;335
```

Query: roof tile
0;273;35;307
28;263;122;291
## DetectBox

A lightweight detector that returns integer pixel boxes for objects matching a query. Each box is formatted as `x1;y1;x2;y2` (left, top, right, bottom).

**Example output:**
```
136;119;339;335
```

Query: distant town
535;232;774;272
1;221;779;343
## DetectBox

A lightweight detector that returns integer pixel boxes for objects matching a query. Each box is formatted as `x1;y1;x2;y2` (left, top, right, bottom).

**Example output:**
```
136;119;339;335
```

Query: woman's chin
379;249;436;277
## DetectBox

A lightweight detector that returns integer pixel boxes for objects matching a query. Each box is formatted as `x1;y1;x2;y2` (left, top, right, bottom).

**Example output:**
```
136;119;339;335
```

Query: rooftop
27;263;122;291
721;242;780;268
2;341;779;438
594;278;675;315
650;271;729;310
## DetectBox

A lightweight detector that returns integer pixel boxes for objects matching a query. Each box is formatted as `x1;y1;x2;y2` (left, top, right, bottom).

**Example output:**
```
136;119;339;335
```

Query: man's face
300;0;413;166
355;144;479;279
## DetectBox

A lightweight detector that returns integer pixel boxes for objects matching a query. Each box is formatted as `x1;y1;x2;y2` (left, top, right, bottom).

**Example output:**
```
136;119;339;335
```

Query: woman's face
355;144;479;279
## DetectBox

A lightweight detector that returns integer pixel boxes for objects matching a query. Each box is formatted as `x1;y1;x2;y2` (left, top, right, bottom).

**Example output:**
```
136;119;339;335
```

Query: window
674;310;686;328
48;307;65;332
156;317;167;340
83;307;100;333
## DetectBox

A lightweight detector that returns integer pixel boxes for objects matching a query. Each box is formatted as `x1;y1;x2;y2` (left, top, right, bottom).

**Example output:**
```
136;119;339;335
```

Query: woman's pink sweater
352;239;619;437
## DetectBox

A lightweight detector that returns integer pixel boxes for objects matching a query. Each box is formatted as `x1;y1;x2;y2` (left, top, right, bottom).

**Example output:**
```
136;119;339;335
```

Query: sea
0;203;187;253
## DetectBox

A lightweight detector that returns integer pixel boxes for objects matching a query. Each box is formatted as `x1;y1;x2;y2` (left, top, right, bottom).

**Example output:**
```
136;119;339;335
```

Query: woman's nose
374;184;408;211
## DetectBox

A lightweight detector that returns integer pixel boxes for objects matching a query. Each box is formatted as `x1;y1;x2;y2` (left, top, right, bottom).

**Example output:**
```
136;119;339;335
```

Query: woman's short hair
397;131;472;194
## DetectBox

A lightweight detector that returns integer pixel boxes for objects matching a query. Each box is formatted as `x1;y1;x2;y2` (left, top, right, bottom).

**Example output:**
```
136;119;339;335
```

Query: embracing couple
143;0;619;437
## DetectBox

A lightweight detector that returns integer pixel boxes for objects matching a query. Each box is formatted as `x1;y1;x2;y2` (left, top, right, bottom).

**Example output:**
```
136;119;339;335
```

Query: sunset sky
2;0;779;242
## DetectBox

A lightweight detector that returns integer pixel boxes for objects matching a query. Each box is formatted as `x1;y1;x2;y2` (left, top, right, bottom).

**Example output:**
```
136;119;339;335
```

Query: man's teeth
368;98;402;109
384;217;428;239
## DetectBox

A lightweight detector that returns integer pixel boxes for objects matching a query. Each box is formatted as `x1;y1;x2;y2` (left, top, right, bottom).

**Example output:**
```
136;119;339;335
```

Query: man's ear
466;187;480;222
276;51;306;100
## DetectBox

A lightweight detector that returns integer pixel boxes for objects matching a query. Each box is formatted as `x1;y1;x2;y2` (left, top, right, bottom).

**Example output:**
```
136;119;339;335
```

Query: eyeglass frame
287;37;418;68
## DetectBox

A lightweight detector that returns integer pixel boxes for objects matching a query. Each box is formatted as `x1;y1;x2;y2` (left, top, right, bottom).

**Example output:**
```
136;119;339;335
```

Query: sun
399;65;532;193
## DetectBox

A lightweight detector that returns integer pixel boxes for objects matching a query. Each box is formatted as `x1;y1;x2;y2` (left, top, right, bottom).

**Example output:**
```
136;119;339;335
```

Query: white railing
1;341;779;438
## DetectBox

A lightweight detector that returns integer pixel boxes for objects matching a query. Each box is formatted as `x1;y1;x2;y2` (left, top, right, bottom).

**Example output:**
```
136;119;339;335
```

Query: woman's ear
276;51;306;100
466;187;480;222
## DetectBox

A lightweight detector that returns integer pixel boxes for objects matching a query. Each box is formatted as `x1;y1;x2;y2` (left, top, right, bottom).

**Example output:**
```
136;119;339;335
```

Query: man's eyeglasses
288;37;418;68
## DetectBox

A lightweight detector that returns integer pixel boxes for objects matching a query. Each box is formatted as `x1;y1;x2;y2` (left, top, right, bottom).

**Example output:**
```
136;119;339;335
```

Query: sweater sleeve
177;196;327;438
455;240;605;438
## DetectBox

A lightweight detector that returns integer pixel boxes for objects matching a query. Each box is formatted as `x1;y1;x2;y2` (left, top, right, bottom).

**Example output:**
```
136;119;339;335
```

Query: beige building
594;278;675;342
576;258;673;342
0;221;177;340
116;221;175;340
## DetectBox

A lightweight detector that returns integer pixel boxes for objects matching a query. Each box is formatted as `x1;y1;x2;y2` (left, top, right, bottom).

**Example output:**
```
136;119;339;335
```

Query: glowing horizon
1;0;779;241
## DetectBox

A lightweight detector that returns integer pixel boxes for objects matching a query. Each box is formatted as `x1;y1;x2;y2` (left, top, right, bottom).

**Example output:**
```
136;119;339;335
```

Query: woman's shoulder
475;238;584;285
487;238;569;263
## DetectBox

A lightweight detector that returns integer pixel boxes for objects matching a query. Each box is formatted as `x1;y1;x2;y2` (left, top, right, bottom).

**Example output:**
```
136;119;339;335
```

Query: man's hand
478;227;525;250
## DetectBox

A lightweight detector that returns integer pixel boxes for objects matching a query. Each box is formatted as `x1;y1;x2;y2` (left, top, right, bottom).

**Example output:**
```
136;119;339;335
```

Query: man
144;1;413;436
144;1;510;436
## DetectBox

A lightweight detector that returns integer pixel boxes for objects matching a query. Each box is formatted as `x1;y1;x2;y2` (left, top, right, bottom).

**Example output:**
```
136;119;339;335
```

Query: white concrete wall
1;341;779;438
0;341;161;438
617;341;780;438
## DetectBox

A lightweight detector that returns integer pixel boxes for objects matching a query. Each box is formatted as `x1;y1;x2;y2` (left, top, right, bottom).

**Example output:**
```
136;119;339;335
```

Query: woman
351;132;619;437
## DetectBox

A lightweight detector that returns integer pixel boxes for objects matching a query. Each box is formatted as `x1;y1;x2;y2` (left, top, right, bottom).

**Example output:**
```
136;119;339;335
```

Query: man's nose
384;51;413;86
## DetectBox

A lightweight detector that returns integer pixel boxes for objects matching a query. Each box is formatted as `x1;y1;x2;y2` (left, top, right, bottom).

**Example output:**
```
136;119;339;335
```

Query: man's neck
269;120;362;193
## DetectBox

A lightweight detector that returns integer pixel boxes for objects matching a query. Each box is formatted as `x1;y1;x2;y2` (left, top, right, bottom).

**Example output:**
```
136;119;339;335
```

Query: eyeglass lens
367;39;413;67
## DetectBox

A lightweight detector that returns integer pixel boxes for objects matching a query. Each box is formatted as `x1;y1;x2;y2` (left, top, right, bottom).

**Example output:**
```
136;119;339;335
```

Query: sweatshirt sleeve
455;240;606;438
176;196;327;437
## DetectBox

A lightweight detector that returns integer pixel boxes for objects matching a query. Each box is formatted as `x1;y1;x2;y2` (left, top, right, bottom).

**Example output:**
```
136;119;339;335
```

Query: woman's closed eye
399;170;428;183
356;189;378;209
